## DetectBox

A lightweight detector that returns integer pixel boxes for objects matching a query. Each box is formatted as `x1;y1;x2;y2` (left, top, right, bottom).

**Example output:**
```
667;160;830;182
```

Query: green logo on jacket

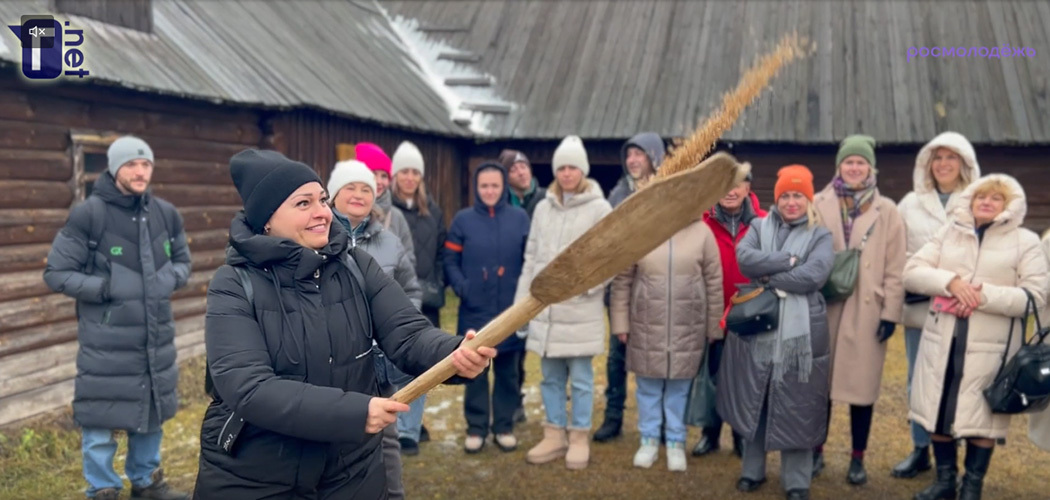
164;240;171;258
109;246;122;256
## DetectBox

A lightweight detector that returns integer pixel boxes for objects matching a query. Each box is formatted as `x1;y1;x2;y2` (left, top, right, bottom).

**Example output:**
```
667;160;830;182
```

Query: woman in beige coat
1028;230;1050;453
813;135;906;485
904;174;1047;500
892;131;980;478
517;136;612;470
609;219;723;472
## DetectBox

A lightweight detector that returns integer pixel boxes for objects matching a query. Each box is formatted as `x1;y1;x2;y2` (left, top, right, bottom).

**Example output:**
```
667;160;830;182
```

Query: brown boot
526;423;568;464
131;468;189;500
565;427;590;470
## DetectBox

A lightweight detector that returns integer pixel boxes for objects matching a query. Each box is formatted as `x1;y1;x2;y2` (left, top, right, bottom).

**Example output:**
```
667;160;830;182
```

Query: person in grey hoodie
594;131;666;443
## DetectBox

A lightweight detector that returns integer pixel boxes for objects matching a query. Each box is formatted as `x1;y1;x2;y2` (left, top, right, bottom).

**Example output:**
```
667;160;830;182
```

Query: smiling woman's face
265;181;332;250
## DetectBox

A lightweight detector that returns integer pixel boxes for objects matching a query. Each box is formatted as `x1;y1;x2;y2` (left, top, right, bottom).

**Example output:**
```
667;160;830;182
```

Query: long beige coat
609;220;723;380
1029;231;1050;451
904;174;1048;439
517;180;613;358
814;184;906;405
897;132;981;328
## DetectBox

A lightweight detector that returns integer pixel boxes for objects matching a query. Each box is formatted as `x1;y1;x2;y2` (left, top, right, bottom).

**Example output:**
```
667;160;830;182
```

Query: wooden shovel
391;153;750;403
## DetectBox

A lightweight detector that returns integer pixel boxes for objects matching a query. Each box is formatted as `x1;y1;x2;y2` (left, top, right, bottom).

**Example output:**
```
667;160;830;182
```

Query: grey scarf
754;211;816;383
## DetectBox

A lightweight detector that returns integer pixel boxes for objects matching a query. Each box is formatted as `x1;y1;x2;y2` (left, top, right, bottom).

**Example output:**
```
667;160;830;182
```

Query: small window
70;134;115;204
84;153;108;173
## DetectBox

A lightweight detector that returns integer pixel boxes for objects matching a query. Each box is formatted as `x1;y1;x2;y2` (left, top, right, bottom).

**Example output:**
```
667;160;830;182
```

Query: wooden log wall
0;77;262;426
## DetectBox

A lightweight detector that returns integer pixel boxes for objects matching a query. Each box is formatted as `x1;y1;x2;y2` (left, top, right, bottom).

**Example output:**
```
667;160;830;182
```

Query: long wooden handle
390;294;546;404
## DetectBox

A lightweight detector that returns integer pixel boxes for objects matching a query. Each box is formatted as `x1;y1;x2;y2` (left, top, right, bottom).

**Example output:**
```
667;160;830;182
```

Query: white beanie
552;135;589;176
327;160;376;199
391;141;425;178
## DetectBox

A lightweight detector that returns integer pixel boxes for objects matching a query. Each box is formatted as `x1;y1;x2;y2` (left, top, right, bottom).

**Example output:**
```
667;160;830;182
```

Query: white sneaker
633;438;660;468
667;442;687;472
494;433;518;452
464;435;485;453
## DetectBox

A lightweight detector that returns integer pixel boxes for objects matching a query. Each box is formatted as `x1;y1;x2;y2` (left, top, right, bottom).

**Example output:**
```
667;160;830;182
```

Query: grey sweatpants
741;403;813;492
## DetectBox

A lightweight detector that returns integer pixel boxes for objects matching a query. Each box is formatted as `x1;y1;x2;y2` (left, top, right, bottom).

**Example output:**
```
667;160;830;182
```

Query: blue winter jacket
443;163;531;352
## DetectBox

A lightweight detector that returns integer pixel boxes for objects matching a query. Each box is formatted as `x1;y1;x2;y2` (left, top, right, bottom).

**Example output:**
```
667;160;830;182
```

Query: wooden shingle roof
384;0;1050;144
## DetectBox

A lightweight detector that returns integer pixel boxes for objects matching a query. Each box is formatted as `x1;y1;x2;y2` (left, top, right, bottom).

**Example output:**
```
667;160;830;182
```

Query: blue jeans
82;428;162;497
539;356;594;429
635;376;691;444
905;327;931;448
396;384;427;443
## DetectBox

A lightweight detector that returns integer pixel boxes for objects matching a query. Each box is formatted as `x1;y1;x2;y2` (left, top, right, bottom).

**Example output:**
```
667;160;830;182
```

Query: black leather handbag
983;290;1050;414
724;283;780;336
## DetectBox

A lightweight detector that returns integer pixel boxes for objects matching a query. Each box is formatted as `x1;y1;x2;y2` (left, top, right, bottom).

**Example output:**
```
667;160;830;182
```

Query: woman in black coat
193;150;494;499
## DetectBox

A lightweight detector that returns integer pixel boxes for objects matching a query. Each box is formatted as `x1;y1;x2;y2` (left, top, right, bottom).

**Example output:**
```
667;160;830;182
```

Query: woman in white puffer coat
903;174;1048;500
892;131;981;478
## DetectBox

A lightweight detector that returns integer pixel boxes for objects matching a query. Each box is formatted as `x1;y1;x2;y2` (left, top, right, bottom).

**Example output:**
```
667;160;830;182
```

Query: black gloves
877;320;896;343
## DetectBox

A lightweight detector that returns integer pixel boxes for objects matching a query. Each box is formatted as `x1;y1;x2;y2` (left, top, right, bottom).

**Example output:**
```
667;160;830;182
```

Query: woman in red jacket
697;167;766;458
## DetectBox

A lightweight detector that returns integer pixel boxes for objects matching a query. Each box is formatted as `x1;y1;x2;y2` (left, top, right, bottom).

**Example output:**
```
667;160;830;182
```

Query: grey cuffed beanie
107;136;154;177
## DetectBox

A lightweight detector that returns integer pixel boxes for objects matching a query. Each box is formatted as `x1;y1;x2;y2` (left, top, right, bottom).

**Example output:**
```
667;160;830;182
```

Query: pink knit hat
354;142;391;176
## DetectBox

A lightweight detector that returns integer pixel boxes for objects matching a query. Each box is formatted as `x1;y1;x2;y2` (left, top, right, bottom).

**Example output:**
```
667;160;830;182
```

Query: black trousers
465;349;523;437
602;333;628;421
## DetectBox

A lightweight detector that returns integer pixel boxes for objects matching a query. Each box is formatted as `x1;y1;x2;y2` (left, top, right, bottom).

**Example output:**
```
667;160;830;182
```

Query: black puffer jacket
43;172;191;432
194;213;462;499
391;195;446;313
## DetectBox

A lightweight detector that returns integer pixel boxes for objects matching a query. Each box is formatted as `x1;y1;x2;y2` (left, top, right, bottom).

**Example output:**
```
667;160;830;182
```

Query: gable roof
0;0;468;135
384;0;1050;144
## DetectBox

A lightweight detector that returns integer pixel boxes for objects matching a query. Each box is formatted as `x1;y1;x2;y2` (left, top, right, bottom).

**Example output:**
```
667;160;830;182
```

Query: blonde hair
970;178;1014;206
549;177;591;199
392;172;431;217
924;148;974;192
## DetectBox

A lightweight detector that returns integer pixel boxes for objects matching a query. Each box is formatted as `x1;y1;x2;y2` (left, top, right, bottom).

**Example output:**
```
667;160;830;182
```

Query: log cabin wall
0;75;263;426
266;110;470;227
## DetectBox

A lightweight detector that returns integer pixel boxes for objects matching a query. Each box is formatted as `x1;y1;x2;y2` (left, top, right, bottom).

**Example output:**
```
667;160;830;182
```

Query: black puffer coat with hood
194;213;462;499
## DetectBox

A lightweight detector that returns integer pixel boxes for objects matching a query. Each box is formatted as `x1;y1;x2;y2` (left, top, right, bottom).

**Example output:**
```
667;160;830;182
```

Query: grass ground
2;292;1048;499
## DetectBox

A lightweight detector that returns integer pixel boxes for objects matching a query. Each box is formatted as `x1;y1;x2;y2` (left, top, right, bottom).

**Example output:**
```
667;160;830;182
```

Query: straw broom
392;33;810;404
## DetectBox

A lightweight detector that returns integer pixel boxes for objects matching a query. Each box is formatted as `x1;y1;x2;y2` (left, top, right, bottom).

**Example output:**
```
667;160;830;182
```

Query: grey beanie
107;136;154;177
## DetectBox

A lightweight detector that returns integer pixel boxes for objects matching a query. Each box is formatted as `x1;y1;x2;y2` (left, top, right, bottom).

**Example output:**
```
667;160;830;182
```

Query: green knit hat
835;134;877;169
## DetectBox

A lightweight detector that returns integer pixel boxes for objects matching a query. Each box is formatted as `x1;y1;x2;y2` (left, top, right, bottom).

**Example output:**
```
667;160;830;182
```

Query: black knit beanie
229;149;322;233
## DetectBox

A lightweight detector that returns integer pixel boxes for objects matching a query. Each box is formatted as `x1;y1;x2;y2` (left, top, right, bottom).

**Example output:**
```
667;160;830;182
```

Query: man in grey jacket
44;136;191;500
594;132;665;442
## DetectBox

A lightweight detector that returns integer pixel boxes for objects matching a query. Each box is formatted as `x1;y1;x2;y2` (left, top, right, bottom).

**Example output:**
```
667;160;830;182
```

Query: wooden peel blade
391;153;749;404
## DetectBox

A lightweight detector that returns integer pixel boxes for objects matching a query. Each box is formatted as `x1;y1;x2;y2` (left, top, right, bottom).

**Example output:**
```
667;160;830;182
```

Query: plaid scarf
832;175;876;243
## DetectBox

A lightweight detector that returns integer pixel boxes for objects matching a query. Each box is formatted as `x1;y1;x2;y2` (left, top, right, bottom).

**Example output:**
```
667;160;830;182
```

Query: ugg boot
958;442;994;500
565;428;591;470
526;423;568;465
914;440;958;500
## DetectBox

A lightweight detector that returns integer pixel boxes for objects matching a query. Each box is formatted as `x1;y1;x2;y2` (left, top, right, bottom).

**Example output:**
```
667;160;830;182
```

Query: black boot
692;428;721;457
592;417;622;442
847;456;868;485
893;446;932;479
915;440;958;500
958;442;993;500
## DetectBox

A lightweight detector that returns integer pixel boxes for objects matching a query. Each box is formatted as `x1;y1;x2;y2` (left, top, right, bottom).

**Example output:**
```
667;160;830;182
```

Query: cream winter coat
609;220;723;380
517;180;613;358
904;174;1048;439
814;184;906;405
897;132;981;328
1029;232;1050;451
